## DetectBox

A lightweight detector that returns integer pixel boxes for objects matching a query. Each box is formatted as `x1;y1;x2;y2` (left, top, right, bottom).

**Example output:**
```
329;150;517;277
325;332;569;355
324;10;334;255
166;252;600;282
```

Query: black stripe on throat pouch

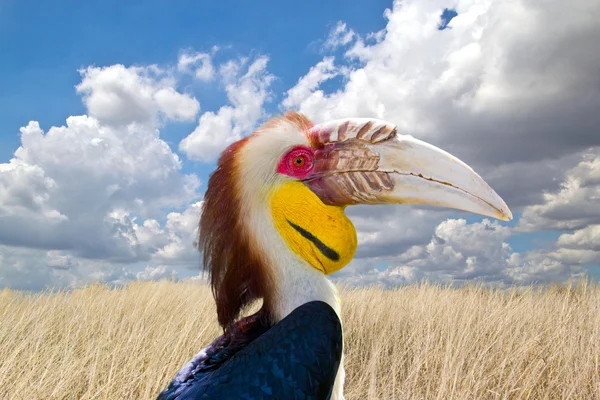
286;220;340;262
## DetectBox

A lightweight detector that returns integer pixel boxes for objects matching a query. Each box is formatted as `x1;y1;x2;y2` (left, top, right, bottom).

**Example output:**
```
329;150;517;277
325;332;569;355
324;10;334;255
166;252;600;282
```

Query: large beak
305;118;512;221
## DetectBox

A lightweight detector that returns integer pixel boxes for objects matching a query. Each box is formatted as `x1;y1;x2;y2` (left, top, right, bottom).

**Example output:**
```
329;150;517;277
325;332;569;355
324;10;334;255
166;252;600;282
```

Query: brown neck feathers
199;111;313;329
198;137;273;329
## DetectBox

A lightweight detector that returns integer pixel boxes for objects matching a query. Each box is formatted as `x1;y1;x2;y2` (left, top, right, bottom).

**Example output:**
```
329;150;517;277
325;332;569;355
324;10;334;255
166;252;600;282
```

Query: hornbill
158;112;511;400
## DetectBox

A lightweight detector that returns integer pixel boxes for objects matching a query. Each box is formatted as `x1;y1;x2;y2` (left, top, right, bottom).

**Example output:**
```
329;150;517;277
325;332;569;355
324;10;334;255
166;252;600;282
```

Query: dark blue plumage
157;301;343;400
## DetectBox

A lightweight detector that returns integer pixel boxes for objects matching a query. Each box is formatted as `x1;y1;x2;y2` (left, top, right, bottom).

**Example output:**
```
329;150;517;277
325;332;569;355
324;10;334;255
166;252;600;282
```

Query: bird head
200;112;511;328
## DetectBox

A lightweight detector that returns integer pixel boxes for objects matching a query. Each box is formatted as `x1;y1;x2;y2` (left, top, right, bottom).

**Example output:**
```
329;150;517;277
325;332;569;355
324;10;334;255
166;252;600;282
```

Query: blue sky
1;0;599;289
0;0;387;161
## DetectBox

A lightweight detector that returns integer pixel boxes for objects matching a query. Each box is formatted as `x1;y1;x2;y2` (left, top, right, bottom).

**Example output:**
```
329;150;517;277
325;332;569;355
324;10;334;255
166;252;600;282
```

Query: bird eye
289;152;311;171
277;146;315;179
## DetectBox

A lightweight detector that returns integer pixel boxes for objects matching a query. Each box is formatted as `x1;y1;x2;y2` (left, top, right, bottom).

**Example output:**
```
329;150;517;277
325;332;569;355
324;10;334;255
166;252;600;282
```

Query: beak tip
497;207;513;222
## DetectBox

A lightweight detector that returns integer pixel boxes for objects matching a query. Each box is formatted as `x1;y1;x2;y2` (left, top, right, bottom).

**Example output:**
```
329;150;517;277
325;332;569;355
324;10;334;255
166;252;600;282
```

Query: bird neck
246;200;342;323
240;188;346;400
271;253;342;322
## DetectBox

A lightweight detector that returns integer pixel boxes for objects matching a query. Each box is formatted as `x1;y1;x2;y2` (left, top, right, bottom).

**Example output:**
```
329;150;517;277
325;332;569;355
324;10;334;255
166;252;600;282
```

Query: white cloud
136;265;178;281
474;151;584;210
177;50;217;81
123;202;202;266
400;218;513;281
339;147;600;288
76;64;199;126
282;57;339;110
0;62;202;284
283;0;600;286
0;160;66;222
153;87;201;121
46;250;80;270
0;201;201;290
287;0;600;170
337;218;586;288
2;2;600;290
0;245;139;291
151;202;202;265
505;250;586;285
516;149;600;268
348;205;444;259
557;225;600;252
0;51;274;290
324;21;356;49
93;201;202;266
520;149;600;232
179;56;275;162
0;246;66;291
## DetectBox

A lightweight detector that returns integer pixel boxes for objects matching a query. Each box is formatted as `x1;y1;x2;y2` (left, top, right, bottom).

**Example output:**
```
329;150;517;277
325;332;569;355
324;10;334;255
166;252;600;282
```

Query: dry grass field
0;280;599;400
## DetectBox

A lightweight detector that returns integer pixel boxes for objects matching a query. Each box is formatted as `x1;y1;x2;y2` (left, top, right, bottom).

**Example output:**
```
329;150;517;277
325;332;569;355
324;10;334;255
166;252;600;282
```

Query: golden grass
0;280;599;399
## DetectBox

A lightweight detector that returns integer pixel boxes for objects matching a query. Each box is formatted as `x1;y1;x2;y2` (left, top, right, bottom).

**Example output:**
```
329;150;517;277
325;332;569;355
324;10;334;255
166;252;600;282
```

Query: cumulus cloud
475;151;584;210
152;202;202;265
0;49;277;290
177;49;217;81
389;219;513;284
288;0;600;170
324;21;356;49
557;225;600;252
2;1;599;291
76;64;200;125
0;246;68;291
283;0;600;285
337;218;586;288
0;202;201;291
517;149;600;267
0;245;139;291
0;160;66;222
136;265;178;281
0;60;205;290
282;57;339;110
505;250;587;285
348;205;444;259
46;250;80;270
179;56;275;162
339;146;600;287
117;201;203;266
0;115;200;258
520;149;600;232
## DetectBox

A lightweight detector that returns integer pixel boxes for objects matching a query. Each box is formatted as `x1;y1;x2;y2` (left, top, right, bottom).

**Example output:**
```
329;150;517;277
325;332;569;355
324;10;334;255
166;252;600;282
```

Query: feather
157;301;342;400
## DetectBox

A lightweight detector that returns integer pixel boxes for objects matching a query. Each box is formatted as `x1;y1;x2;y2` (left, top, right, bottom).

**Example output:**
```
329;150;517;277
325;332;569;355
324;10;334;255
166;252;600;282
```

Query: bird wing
157;300;343;400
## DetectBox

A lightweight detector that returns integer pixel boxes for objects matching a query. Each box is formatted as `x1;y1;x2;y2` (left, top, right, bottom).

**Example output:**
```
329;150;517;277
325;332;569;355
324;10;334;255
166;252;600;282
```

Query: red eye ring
277;146;315;179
